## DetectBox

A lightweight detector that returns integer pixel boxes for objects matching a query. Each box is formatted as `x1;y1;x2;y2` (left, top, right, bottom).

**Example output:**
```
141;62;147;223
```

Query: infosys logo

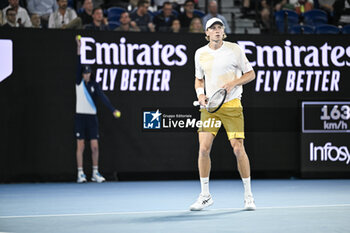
0;39;13;83
310;142;350;164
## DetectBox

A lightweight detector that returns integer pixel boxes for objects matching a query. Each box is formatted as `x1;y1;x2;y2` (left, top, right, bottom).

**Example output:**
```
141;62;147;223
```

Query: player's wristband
196;88;204;98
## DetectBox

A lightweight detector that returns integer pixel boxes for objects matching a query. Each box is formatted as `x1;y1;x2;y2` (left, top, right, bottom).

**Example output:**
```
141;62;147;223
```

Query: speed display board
301;101;350;175
302;101;350;133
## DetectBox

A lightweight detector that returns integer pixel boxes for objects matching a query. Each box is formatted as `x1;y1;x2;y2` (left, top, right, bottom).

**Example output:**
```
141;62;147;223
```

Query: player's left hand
222;81;237;93
113;110;121;118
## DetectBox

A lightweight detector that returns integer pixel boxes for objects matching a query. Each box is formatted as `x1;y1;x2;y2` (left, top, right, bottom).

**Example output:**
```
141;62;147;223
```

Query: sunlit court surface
1;180;349;233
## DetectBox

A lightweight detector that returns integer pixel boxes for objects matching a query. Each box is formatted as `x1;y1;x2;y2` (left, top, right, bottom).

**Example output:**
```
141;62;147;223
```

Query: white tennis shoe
190;194;213;211
244;195;256;210
91;172;106;183
77;173;87;183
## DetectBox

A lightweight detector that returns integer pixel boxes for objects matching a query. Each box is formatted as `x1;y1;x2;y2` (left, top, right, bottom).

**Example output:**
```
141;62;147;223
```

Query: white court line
1;204;350;219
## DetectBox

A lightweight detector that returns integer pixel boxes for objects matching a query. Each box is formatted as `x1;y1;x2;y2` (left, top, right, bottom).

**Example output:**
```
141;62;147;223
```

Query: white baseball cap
205;17;224;30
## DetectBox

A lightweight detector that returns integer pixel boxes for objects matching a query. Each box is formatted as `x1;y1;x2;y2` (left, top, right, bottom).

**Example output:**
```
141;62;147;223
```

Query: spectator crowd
0;0;223;33
1;0;349;33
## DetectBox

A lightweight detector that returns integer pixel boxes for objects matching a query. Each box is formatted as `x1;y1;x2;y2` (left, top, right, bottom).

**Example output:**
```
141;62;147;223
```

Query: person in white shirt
190;17;256;211
27;0;58;27
48;0;77;28
27;0;58;16
2;0;32;27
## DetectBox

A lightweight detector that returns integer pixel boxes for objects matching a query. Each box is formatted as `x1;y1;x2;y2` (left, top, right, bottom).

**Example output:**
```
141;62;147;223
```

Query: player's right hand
198;94;207;107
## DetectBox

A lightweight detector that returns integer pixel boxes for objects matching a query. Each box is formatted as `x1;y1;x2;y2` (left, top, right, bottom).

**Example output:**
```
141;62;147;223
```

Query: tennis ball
77;35;81;40
115;111;121;118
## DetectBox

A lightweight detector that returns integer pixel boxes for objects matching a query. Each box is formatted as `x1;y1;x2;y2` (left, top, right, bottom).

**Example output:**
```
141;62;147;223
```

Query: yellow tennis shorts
198;98;245;140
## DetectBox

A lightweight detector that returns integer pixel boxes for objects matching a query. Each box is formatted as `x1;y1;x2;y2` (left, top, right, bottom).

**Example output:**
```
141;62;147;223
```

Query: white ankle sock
92;166;98;175
242;177;253;198
77;167;84;175
200;177;210;196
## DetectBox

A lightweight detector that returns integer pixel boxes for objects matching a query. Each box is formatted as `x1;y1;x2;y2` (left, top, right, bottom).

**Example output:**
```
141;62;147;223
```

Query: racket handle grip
193;101;200;106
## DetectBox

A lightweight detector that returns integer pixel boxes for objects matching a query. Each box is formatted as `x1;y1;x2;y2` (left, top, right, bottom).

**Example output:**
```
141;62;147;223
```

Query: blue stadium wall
0;28;349;181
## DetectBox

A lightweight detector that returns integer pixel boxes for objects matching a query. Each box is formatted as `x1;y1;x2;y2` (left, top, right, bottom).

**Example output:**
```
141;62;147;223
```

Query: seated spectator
79;0;93;25
242;0;290;17
188;17;203;32
259;0;271;30
27;0;58;28
202;0;231;34
31;13;42;28
64;0;107;29
179;0;201;30
84;7;109;30
294;0;313;14
115;11;140;31
171;18;181;32
258;0;290;30
2;8;19;27
2;0;32;27
48;0;77;28
130;0;155;32
153;1;177;32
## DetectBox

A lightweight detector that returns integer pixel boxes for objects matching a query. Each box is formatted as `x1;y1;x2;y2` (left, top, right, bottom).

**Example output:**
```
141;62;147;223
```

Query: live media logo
142;108;221;132
143;110;162;129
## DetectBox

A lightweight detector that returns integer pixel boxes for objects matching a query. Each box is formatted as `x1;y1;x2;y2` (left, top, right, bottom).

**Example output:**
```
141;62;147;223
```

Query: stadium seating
193;9;205;18
303;9;328;26
342;24;350;34
107;7;126;22
289;24;314;34
315;24;341;34
275;10;299;33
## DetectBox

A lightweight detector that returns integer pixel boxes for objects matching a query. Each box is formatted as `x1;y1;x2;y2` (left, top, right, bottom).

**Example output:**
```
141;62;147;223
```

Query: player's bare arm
222;70;256;93
195;77;207;106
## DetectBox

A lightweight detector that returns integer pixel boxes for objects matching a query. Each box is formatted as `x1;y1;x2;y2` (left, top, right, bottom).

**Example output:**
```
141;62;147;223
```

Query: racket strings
207;89;227;113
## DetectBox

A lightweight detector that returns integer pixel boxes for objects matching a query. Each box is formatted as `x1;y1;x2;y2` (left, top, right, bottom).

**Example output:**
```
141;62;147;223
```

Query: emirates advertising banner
78;36;187;93
74;34;350;96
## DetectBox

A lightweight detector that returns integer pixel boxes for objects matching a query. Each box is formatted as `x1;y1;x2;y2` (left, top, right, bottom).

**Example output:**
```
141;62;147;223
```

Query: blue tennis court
1;179;349;233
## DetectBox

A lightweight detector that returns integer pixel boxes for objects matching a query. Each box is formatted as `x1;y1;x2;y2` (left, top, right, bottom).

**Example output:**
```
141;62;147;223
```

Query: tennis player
75;36;120;183
190;18;256;210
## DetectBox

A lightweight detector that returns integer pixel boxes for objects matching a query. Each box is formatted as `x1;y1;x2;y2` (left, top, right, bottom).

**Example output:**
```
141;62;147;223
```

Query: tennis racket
193;88;227;113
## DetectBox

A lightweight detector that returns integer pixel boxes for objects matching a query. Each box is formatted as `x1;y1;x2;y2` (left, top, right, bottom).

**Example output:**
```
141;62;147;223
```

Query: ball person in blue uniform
75;36;120;183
